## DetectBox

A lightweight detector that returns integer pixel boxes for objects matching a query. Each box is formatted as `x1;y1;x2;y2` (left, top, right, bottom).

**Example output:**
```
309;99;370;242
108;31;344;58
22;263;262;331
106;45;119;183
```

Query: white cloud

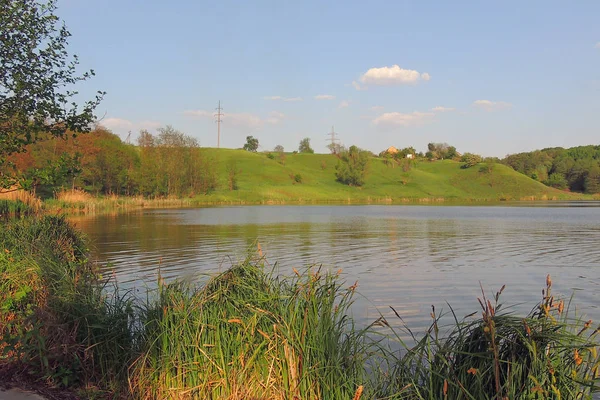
265;111;286;125
358;65;431;87
371;106;384;111
352;80;365;91
372;111;434;127
472;99;512;111
227;112;263;129
100;118;162;138
338;100;350;109
432;106;455;112
101;117;133;130
263;96;303;102
315;94;335;100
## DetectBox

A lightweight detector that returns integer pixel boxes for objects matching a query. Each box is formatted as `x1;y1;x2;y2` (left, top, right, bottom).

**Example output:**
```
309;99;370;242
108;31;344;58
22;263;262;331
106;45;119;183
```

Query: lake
72;204;600;335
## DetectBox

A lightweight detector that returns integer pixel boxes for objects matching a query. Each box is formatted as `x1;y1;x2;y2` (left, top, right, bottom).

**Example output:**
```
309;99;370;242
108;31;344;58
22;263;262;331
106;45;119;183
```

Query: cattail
558;300;564;314
352;385;364;400
546;274;552;288
574;349;583;366
443;379;448;396
523;320;531;336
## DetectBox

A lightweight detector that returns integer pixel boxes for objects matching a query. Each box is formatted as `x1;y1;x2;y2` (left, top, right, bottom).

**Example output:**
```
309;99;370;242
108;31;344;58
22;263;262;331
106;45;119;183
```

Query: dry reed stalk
55;188;92;203
0;187;42;211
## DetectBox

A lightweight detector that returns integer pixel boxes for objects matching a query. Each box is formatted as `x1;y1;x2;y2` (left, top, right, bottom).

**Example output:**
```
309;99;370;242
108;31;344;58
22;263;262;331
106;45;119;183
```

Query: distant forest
501;145;600;194
5;126;600;197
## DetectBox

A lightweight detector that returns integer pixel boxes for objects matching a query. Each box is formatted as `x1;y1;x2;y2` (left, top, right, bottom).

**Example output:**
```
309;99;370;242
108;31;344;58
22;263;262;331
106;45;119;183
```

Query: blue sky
59;1;599;157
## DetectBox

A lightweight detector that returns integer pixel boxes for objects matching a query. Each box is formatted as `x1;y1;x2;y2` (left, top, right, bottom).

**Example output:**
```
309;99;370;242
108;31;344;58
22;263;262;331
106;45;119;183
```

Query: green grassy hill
196;149;583;204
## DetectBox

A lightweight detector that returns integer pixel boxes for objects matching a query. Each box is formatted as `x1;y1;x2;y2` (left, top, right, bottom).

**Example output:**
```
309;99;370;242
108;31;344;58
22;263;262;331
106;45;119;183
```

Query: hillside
195;149;581;203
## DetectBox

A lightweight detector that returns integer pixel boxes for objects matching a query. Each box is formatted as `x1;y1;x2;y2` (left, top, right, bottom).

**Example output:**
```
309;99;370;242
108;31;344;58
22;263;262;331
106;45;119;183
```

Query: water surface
73;205;600;334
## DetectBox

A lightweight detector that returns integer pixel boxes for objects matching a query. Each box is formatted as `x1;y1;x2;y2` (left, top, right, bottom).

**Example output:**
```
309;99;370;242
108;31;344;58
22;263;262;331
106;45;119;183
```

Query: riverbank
1;215;598;399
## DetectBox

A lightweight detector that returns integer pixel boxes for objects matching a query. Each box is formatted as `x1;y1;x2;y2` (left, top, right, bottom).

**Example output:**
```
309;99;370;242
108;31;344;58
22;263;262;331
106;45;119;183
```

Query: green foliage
131;262;367;399
503;145;600;193
226;159;240;190
0;216;134;392
584;165;600;194
335;145;370;186
378;279;600;399
427;142;456;160
243;135;259;152
461;152;483;168
0;0;103;189
298;137;314;153
134;126;217;197
274;144;284;153
545;172;569;190
266;152;275;160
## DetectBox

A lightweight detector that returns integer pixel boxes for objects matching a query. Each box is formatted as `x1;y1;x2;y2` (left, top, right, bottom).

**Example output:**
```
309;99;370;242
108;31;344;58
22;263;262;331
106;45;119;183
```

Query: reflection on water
72;205;600;334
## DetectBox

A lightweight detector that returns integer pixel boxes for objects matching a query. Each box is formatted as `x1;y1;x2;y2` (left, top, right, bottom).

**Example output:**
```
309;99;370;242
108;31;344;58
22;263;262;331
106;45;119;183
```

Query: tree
584;165;600;194
327;142;343;155
243;136;259;152
461;153;483;168
298;138;314;153
335;145;370;186
545;172;568;190
0;0;104;189
274;145;284;153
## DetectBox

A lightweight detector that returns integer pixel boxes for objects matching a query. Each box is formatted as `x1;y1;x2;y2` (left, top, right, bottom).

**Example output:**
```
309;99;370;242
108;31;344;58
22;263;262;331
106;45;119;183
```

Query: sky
58;0;600;157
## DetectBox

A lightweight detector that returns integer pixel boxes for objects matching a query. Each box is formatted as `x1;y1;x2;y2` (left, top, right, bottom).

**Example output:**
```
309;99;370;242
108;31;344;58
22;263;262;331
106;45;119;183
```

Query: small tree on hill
274;145;284;153
335;145;370;186
243;136;259;152
461;153;483;168
298;138;314;153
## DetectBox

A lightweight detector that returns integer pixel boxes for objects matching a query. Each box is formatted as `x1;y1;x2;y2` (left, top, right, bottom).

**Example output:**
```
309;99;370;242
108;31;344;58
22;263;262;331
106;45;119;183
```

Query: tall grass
0;188;42;217
1;216;598;398
131;263;367;399
0;216;135;393
375;280;600;399
47;189;195;214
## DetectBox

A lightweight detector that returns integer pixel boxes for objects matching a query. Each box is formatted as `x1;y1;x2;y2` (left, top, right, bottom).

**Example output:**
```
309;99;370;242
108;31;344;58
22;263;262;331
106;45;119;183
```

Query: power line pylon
215;101;223;148
326;126;340;154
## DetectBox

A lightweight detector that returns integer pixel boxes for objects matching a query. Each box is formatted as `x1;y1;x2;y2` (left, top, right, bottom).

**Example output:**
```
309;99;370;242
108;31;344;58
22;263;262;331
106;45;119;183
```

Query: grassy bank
1;216;599;399
187;149;587;204
24;150;593;215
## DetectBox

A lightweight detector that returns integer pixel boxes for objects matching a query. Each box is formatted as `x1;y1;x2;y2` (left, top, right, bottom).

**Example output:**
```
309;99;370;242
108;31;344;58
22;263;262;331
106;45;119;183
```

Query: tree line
501;146;600;194
5;126;218;197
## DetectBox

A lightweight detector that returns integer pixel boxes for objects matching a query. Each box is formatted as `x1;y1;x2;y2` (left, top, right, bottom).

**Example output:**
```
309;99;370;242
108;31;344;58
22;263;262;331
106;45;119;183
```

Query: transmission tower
214;100;223;148
326;126;340;154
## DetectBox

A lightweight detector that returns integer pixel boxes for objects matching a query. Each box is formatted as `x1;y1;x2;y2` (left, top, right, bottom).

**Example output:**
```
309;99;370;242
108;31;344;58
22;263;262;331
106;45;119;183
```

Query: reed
131;262;367;399
375;280;600;399
1;215;598;398
0;188;42;216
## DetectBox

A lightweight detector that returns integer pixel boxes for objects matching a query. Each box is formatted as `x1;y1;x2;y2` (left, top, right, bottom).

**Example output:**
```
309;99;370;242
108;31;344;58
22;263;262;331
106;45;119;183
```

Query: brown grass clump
0;188;42;212
55;188;93;203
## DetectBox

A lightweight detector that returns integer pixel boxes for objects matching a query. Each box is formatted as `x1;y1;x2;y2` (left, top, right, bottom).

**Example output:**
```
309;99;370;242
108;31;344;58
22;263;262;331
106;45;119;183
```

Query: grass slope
197;149;580;203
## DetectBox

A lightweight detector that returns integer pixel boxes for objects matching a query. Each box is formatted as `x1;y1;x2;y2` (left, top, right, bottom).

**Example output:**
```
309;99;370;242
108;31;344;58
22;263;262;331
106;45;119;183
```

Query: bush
335;145;370;186
545;173;569;190
461;152;483;168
